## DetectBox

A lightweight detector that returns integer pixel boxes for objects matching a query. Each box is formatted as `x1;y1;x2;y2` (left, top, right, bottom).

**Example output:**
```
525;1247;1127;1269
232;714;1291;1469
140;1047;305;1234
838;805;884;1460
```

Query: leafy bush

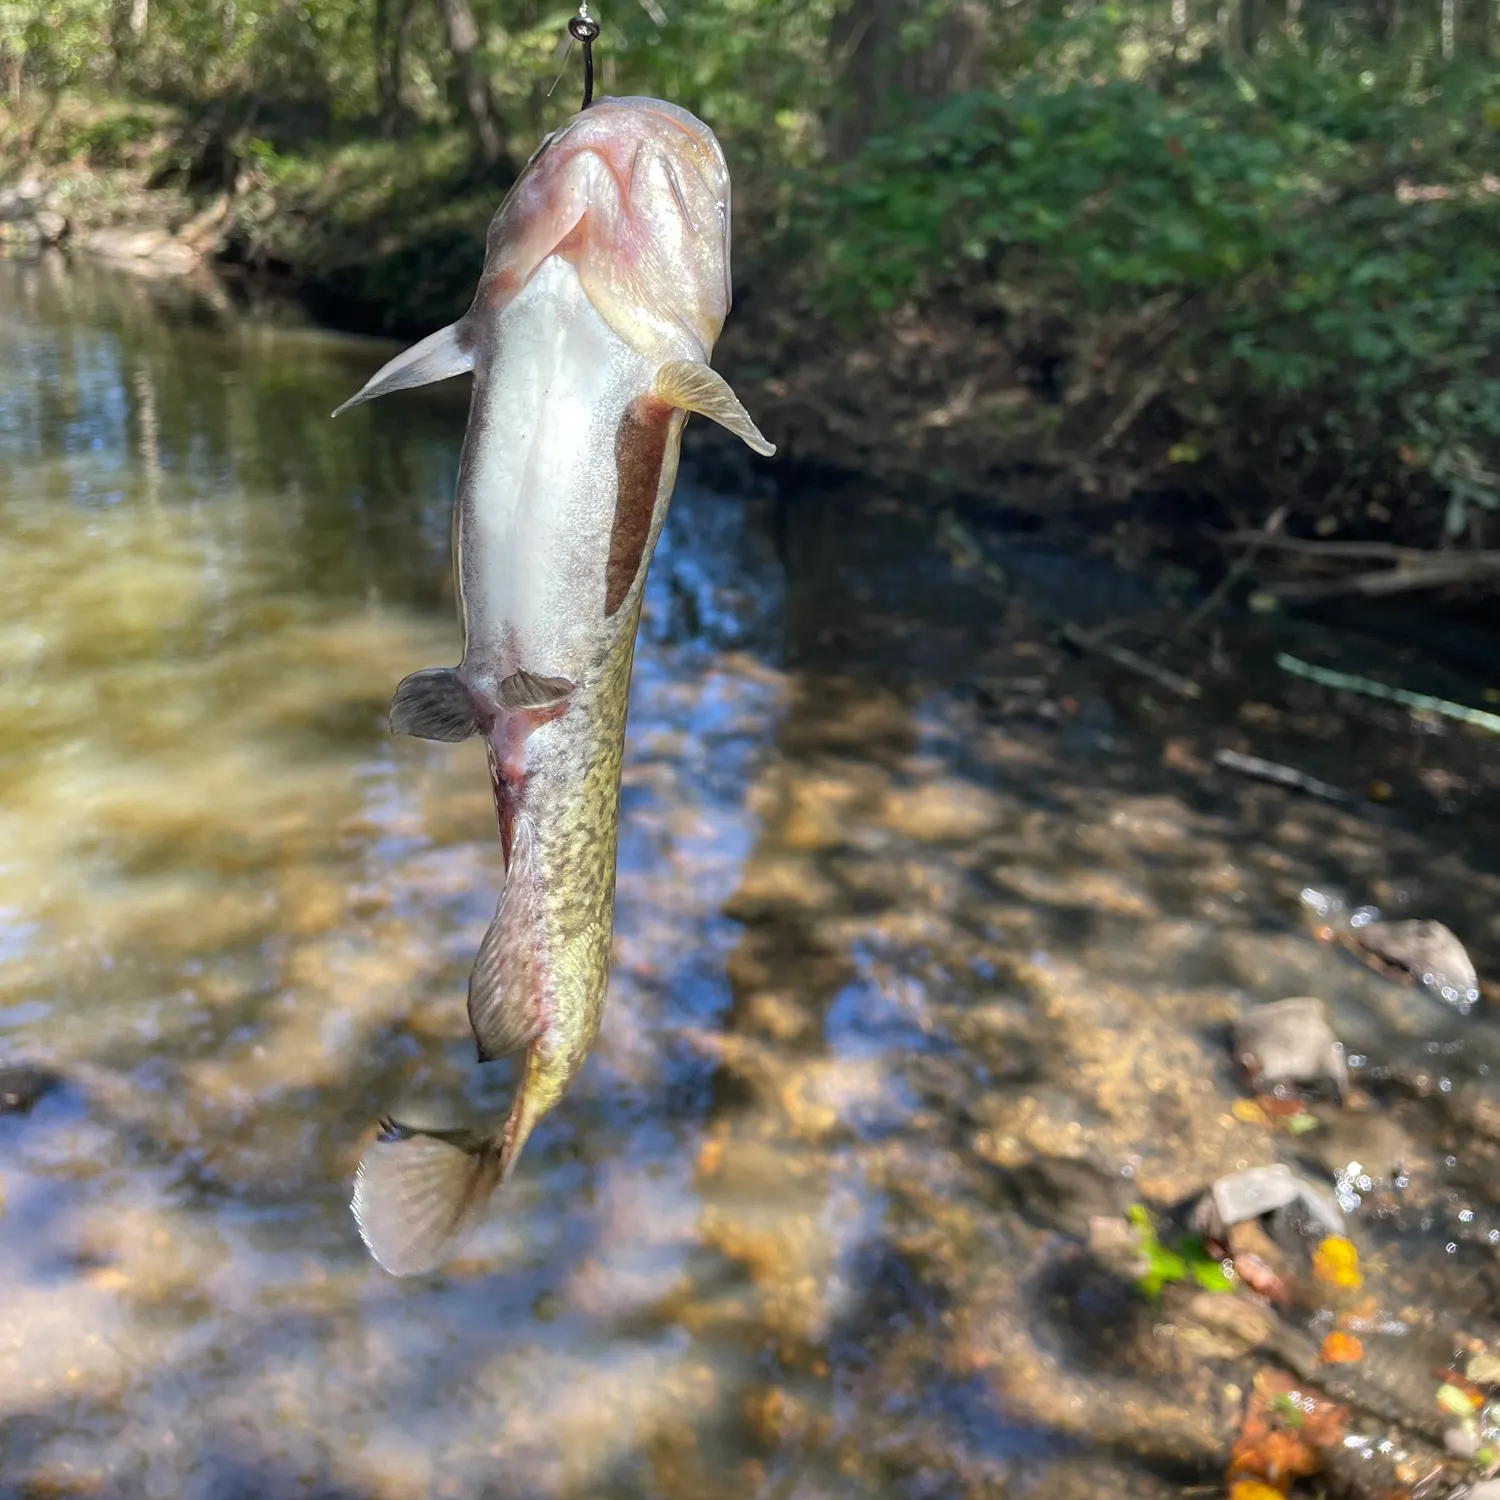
803;66;1500;537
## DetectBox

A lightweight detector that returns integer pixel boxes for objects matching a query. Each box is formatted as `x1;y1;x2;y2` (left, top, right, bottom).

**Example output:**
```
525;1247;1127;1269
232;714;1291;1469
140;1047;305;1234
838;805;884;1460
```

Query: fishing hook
567;4;601;110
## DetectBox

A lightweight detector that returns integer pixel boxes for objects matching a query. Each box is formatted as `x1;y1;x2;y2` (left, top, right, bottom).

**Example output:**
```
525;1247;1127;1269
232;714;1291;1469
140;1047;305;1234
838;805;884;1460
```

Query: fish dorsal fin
331;322;473;417
654;360;776;457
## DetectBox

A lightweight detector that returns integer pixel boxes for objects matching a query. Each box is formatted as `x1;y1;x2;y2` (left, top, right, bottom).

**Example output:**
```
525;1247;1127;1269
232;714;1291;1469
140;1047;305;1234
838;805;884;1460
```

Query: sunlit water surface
1;254;1498;1500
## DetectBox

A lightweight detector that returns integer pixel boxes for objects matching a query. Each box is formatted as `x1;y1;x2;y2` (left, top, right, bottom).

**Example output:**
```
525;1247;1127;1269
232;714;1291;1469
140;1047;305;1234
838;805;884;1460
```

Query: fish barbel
341;97;773;1275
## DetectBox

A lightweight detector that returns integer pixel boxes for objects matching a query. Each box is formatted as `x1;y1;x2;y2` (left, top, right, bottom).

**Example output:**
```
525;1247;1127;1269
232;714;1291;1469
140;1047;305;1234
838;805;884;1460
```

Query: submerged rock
1352;917;1481;1010
1234;996;1348;1100
1300;888;1482;1011
1190;1163;1344;1244
0;1064;64;1116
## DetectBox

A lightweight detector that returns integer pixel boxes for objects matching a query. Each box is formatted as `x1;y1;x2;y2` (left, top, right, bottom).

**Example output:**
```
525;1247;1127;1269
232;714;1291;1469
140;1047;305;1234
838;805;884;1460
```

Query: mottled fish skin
339;97;772;1274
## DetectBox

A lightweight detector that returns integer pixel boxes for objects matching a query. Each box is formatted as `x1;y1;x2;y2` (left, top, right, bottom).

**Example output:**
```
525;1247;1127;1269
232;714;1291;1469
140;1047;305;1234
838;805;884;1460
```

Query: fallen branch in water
1181;504;1288;636
1220;533;1439;562
1060;621;1202;699
1259;556;1500;602
1276;653;1500;736
1216;532;1500;601
1213;748;1352;803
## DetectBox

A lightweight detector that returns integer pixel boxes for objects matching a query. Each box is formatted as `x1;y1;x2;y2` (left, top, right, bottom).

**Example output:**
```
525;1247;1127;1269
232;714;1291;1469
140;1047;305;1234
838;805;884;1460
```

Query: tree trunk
434;0;510;173
827;0;895;160
826;0;988;160
374;0;414;133
1239;0;1261;51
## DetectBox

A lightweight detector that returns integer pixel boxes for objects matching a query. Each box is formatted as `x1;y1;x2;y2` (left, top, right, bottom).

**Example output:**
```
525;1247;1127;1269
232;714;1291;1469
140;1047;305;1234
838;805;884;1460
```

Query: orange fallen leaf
1233;1099;1268;1125
1228;1427;1320;1485
1228;1482;1286;1500
1312;1236;1362;1290
1257;1095;1307;1119
1320;1331;1364;1364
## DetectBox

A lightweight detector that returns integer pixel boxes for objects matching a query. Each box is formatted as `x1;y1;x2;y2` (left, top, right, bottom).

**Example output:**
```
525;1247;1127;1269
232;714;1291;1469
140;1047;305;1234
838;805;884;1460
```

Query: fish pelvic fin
468;815;548;1064
351;1118;502;1276
654;359;776;457
495;668;576;716
389;667;484;742
331;322;473;418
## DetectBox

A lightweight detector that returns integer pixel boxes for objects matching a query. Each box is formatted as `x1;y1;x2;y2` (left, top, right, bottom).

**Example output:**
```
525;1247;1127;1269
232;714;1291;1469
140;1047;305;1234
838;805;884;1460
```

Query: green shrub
804;68;1500;536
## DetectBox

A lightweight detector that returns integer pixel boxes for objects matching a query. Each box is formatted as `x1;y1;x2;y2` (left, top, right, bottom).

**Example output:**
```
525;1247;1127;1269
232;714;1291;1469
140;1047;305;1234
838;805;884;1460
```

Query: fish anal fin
389;668;485;742
332;323;473;418
495;1053;546;1185
654;359;776;457
468;817;548;1064
351;1120;500;1276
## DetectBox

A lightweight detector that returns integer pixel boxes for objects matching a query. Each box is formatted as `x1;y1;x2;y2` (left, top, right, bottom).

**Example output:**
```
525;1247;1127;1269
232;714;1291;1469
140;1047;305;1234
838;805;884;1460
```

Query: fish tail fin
389;667;485;742
331;322;473;418
654;359;776;457
468;816;547;1064
351;1119;502;1276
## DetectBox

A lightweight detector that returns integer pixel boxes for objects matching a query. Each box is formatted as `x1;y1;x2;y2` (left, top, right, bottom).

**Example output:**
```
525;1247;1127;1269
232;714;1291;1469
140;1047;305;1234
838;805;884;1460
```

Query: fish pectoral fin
654;359;777;458
331;322;473;418
495;669;576;714
389;668;483;742
468;817;547;1064
350;1118;498;1276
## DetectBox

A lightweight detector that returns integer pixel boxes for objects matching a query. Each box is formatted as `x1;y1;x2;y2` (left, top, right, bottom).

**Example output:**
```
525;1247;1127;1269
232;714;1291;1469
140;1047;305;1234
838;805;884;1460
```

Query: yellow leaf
1312;1236;1362;1290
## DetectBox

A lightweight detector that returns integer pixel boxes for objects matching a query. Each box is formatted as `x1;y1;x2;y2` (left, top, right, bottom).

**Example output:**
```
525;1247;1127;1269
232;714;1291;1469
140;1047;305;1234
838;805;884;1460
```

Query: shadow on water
1;253;1499;1499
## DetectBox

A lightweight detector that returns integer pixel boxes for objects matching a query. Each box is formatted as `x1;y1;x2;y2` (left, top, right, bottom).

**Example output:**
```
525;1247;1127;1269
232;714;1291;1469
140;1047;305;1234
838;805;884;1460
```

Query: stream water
1;252;1498;1500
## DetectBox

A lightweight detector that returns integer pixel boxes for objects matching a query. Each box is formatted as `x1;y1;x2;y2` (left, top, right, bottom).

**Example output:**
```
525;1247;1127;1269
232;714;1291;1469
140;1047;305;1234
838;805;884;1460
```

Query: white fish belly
456;255;658;690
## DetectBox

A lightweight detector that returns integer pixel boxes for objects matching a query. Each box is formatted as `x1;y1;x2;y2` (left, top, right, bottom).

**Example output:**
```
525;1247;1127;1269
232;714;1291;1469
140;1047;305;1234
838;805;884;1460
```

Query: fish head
473;96;733;363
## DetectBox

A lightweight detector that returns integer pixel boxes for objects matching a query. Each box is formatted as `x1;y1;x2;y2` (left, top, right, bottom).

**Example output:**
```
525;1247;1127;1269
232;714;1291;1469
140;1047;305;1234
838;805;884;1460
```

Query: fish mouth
533;99;733;356
473;95;734;362
524;97;725;206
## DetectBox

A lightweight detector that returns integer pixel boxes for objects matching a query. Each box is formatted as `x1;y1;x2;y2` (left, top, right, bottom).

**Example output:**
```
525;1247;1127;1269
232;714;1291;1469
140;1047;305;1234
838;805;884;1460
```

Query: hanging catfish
338;95;774;1275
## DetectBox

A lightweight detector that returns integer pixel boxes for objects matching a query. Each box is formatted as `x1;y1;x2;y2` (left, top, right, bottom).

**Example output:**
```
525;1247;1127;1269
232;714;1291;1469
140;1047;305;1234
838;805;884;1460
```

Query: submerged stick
1276;652;1500;736
1262;557;1500;602
1213;748;1352;803
1180;503;1287;636
1060;621;1202;699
